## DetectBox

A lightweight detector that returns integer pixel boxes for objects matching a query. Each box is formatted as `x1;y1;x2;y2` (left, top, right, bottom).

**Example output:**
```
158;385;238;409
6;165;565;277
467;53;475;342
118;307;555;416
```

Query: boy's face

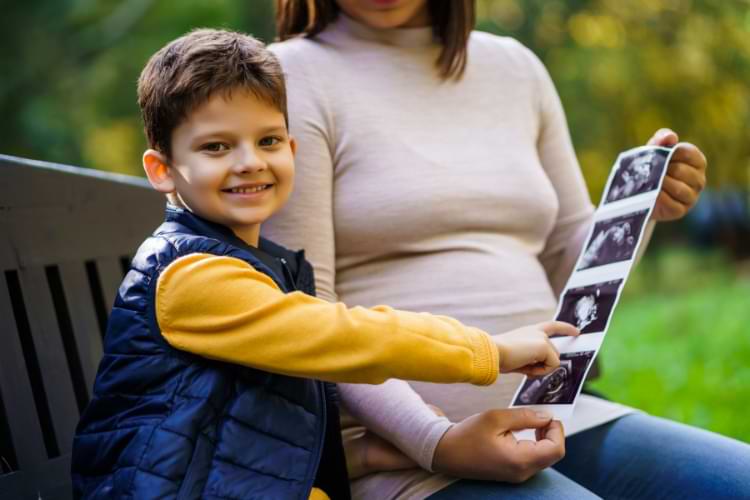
155;90;295;244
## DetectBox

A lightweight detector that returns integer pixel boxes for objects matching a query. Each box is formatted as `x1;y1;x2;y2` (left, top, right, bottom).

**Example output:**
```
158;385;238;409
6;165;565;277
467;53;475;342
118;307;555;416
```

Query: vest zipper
303;382;327;498
281;256;324;498
279;258;298;291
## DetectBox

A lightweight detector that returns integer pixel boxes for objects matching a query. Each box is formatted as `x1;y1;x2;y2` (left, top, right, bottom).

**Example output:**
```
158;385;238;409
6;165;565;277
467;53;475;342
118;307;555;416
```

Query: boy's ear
143;149;175;194
289;136;297;157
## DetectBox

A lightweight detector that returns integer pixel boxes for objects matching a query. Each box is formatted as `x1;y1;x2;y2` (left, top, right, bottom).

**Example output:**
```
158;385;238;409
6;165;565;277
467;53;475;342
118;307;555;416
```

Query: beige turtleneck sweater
264;15;634;499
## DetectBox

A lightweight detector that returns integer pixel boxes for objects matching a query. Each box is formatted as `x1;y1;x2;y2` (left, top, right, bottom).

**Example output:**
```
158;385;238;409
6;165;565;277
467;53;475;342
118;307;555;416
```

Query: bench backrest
0;155;163;499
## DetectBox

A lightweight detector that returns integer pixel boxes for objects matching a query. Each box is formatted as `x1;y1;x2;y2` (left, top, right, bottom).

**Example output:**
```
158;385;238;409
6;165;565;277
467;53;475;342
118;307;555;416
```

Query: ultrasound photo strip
510;145;682;419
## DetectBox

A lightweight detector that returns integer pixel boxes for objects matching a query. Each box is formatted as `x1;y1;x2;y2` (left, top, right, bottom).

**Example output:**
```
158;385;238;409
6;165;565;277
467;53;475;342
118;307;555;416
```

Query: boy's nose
234;147;267;173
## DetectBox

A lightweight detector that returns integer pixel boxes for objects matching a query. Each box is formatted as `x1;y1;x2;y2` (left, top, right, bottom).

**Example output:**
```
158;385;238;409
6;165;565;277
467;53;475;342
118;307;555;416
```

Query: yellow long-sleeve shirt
156;253;499;385
155;253;500;499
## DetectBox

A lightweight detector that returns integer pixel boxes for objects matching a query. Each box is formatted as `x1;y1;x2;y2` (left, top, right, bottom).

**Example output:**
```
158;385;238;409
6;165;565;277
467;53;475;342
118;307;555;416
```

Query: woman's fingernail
535;410;552;419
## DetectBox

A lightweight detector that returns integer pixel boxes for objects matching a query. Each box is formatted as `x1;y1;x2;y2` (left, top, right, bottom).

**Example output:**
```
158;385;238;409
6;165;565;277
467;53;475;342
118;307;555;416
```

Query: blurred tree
1;0;748;198
0;0;275;175
477;0;750;201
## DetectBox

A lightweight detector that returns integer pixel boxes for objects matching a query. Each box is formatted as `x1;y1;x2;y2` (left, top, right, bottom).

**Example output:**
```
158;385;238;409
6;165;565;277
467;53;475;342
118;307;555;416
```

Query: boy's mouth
222;184;273;194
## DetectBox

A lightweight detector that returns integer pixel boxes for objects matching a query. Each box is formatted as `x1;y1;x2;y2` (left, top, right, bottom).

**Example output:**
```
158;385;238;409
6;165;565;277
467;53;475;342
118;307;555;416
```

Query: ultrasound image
556;279;623;334
513;351;596;406
577;209;648;270
605;148;669;204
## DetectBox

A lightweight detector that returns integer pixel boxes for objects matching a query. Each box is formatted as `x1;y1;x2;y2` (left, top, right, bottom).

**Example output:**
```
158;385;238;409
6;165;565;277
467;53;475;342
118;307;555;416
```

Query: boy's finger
518;362;557;377
541;321;580;337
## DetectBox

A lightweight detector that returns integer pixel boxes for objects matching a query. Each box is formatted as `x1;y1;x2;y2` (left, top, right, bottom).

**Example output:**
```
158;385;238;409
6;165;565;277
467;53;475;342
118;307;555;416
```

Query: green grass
589;248;750;443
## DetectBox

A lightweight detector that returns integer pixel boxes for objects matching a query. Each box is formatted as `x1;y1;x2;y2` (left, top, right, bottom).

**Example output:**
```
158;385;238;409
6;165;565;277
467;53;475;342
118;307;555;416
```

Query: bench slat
58;263;103;394
0;273;47;470
96;257;124;317
17;267;80;456
0;157;162;270
0;456;73;500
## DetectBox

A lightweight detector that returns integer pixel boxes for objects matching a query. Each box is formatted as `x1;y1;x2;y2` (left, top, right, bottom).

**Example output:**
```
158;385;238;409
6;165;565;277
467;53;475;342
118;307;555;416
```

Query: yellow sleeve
156;253;498;386
309;488;330;500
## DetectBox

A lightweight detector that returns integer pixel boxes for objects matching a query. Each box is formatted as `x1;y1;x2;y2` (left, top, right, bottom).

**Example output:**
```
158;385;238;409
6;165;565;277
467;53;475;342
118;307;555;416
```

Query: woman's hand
344;430;418;479
647;128;708;222
344;404;446;479
432;409;565;483
494;321;579;376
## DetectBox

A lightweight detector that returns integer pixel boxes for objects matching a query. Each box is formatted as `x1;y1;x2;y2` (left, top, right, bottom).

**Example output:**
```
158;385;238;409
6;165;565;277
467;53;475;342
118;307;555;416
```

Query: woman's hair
275;0;475;80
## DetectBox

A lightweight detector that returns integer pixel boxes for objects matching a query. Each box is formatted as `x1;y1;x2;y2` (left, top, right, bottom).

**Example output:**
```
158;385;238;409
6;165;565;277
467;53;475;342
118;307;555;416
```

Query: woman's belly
407;308;553;421
336;245;558;420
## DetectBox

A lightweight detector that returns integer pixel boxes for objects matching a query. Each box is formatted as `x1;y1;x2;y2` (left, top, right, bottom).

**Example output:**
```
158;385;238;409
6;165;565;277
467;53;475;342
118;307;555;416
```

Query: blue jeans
427;413;750;499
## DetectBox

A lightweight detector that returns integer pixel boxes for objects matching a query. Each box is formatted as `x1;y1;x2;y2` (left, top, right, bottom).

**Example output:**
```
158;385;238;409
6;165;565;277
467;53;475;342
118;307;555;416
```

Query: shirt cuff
466;328;499;386
418;419;454;472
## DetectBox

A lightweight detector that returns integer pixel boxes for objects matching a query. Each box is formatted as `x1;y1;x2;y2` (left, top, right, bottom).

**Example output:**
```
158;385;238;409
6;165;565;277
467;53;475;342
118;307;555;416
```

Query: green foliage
590;249;750;442
0;0;275;175
2;0;749;190
477;0;750;200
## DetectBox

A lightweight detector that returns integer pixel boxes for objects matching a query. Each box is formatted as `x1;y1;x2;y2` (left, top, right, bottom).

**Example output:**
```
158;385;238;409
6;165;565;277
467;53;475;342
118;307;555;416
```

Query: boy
71;29;576;499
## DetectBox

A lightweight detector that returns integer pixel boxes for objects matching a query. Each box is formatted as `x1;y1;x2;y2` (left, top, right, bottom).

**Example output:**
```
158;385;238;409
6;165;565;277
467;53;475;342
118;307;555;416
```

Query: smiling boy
70;29;575;500
145;85;295;246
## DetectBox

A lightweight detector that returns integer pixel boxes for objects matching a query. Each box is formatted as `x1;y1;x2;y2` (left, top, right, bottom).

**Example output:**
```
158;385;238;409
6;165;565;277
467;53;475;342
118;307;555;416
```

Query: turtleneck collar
322;12;436;48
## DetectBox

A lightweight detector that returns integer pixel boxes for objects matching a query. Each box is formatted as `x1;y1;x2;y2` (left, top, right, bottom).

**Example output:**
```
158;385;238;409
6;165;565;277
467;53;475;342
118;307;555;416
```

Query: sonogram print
578;209;648;270
556;280;622;334
605;148;668;203
513;351;595;405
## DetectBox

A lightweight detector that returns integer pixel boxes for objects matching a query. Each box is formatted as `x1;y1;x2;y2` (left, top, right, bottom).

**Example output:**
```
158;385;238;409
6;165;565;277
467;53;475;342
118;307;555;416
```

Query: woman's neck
327;12;436;48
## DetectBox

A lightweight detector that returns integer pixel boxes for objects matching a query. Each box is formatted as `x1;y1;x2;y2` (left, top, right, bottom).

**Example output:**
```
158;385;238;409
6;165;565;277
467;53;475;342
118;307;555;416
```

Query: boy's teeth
230;185;267;193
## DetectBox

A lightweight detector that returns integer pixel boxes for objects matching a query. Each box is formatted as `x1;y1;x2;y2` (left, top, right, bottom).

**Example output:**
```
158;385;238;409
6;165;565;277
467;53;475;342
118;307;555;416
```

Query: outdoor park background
1;1;748;442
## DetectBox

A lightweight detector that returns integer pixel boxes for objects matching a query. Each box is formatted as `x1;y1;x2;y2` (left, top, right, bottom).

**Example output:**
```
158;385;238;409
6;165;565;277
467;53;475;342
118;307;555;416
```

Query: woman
264;1;749;498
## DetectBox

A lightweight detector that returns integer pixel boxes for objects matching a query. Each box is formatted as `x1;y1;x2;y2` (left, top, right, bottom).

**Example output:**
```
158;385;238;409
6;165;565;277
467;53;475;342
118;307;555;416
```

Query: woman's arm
522;45;597;297
338;380;455;472
529;47;706;293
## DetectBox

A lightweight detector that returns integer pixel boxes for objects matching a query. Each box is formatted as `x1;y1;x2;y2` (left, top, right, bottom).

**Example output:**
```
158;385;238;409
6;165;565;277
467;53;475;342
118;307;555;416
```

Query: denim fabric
429;413;750;499
428;468;599;499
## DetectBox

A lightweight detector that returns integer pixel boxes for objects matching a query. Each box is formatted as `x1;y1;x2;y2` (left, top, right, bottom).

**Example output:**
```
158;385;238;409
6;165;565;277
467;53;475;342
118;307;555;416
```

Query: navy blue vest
72;207;349;499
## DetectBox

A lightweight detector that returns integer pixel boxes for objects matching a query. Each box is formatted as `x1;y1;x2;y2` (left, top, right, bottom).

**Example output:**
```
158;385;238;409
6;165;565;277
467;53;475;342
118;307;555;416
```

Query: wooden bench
0;154;162;499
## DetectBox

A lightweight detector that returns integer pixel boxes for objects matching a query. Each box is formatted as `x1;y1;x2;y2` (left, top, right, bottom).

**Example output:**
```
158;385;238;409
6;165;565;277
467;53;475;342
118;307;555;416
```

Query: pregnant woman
264;0;750;498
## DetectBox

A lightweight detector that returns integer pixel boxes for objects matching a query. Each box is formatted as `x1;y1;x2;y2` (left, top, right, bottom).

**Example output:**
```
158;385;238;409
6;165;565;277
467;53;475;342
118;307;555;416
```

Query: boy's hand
493;321;579;376
433;408;565;483
646;128;707;222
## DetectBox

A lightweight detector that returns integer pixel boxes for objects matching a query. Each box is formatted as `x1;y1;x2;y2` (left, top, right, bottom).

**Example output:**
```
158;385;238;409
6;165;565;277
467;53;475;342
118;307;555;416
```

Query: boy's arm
156;253;499;386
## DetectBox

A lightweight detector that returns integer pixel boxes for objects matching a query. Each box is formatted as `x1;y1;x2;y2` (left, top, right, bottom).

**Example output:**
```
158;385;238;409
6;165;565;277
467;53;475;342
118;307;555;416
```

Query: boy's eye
259;136;281;147
201;142;229;153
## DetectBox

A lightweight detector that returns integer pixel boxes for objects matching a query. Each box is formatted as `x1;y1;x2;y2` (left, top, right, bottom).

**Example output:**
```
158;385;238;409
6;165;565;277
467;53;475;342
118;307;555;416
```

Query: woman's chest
331;105;559;250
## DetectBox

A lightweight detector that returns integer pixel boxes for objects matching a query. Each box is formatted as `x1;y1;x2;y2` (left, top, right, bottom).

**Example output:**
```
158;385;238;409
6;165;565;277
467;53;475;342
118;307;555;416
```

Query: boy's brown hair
138;29;288;157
